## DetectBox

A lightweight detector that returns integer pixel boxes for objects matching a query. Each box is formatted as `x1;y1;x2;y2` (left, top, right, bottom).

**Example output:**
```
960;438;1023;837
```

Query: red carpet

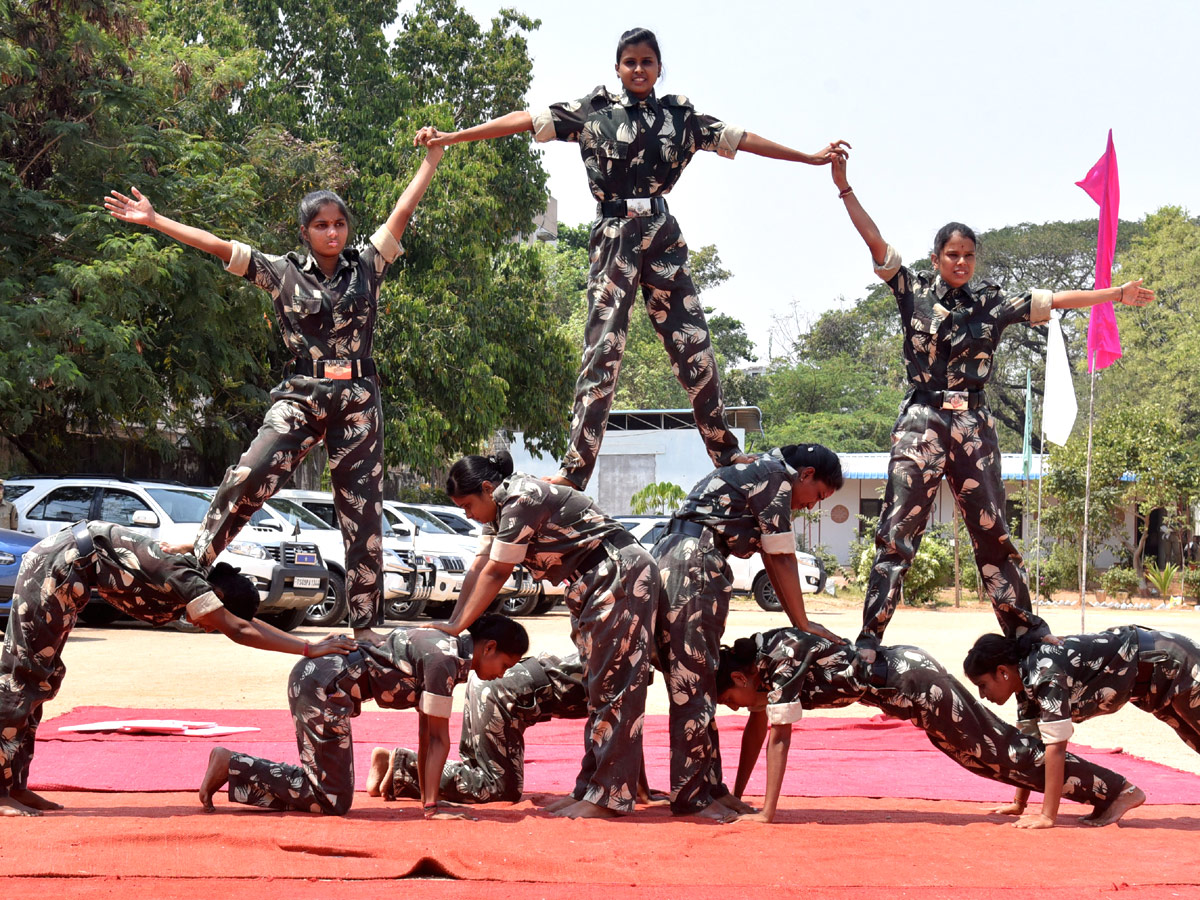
1;792;1198;897
33;706;1200;804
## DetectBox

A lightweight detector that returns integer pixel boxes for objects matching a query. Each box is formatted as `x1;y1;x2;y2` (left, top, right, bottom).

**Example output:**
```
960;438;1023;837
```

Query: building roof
609;407;763;433
839;452;1134;482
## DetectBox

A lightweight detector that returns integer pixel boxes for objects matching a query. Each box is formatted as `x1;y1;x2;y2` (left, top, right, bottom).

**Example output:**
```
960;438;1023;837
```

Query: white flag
1043;311;1077;446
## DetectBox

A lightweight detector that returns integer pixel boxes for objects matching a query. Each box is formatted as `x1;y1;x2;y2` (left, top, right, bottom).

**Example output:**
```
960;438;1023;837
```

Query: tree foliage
629;480;686;516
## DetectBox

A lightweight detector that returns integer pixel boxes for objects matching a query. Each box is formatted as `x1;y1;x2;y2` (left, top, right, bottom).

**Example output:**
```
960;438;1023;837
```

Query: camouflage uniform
192;224;405;628
652;449;801;813
859;246;1054;651
225;628;472;815
480;474;658;812
0;523;225;797
745;629;1126;806
530;87;746;488
1014;625;1200;756
384;652;587;803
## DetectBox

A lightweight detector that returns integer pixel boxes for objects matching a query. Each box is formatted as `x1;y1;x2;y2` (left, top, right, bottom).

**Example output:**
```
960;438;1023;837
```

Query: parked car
0;528;40;622
253;496;435;625
6;476;328;630
616;515;826;611
414;503;482;537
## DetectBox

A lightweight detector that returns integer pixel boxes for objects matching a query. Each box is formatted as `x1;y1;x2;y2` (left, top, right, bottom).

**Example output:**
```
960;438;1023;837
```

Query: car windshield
395;505;451;535
146;488;215;524
266;497;333;530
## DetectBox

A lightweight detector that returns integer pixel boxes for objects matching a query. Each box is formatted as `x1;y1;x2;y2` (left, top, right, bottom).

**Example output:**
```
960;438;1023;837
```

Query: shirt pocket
595;139;631;162
287;289;324;318
908;313;938;356
965;320;995;358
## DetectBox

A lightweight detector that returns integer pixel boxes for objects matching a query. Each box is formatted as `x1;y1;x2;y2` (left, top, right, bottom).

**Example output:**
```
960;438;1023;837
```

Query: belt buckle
942;390;969;411
625;197;652;218
324;360;352;380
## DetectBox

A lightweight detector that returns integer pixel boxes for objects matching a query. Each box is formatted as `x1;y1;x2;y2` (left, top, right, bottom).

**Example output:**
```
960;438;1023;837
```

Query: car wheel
386;595;427;620
262;606;309;632
79;601;123;626
532;589;560;615
305;571;348;628
753;573;783;612
423;600;455;620
500;591;541;617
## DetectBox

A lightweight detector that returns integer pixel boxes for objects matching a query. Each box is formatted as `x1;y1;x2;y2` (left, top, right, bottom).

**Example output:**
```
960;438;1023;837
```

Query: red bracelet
838;186;854;199
302;643;310;658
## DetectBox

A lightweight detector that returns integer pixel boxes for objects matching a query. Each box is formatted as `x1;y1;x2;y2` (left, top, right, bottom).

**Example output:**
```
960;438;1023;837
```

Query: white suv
5;477;328;630
616;516;827;611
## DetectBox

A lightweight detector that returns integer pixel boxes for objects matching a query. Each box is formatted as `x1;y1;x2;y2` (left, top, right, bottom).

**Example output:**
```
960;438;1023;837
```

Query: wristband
838;186;854;199
302;642;311;658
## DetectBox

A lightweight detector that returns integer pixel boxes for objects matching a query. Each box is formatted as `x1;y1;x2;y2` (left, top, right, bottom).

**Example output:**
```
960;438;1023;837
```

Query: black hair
297;190;352;246
932;221;978;257
716;636;759;694
466;613;530;657
446;450;515;498
207;562;260;622
779;444;844;491
616;27;662;66
962;632;1037;680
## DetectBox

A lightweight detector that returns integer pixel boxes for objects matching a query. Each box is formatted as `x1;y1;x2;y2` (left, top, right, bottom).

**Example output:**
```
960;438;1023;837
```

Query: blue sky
404;0;1198;359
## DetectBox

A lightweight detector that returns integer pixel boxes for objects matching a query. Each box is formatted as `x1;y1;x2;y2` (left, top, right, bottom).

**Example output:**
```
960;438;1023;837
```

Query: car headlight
383;549;403;567
0;551;15;565
226;540;268;560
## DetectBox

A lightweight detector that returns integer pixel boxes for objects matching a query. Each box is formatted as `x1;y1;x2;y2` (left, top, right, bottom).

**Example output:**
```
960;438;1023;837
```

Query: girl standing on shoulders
416;28;847;490
106;147;447;641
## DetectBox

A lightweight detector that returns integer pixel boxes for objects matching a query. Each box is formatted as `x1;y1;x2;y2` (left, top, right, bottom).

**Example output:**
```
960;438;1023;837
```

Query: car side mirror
130;510;160;527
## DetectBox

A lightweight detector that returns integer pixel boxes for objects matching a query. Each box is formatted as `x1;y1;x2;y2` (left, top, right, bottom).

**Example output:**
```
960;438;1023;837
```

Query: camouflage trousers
559;214;740;489
561;541;658;812
0;532;87;796
194;375;384;628
386;656;588;803
863;646;1126;806
859;402;1045;650
1129;628;1200;754
227;650;371;815
652;529;733;813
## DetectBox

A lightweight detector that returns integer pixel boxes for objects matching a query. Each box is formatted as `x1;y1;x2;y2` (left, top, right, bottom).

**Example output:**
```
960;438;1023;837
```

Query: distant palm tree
630;481;687;516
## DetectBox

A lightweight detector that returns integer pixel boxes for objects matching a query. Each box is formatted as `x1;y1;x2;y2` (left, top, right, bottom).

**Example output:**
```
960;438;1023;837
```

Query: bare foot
550;799;621;819
199;747;233;811
542;795;578;813
366;748;393;797
10;788;63;811
638;788;670;807
689;802;738;824
714;793;757;815
1084;783;1145;827
0;795;42;817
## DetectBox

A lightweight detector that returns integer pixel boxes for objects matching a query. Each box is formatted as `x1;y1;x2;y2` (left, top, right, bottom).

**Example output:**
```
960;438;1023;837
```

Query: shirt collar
766;447;800;479
457;633;475;662
933;275;975;307
619;87;659;110
299;250;353;281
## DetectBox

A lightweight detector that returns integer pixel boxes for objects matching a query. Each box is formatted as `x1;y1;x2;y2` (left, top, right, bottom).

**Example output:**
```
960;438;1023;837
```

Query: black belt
598;196;668;218
1134;628;1158;695
868;656;890;688
666;518;706;539
288;357;377;380
910;388;987;411
576;529;640;576
71;520;96;565
519;656;552;692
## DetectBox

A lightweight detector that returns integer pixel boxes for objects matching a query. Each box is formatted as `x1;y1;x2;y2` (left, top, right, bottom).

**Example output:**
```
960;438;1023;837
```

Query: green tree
629;481;686;516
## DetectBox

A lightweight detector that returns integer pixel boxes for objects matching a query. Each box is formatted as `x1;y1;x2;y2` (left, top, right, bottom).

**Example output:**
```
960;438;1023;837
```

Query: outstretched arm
733;708;768;799
1052;280;1154;310
196;607;356;656
382;146;446;244
414;112;533;149
741;723;791;823
830;154;889;266
105;187;234;264
738;134;849;166
426;555;515;636
1015;741;1066;829
761;552;843;644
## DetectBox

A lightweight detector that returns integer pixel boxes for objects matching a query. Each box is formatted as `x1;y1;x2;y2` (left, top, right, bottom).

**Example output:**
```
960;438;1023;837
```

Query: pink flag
1075;130;1122;371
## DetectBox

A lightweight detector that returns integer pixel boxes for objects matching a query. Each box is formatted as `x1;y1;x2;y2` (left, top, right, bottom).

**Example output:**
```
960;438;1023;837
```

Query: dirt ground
43;592;1200;777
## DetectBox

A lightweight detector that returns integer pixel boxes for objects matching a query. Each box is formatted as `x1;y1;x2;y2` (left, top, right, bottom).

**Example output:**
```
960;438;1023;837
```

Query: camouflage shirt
873;246;1054;392
675;448;799;558
478;474;627;583
530;86;745;203
66;523;219;625
362;627;474;719
751;628;867;725
223;225;403;360
1017;625;1139;744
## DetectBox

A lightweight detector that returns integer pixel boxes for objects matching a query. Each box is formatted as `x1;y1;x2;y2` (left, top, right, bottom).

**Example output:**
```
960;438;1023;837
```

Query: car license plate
294;576;321;589
295;551;317;565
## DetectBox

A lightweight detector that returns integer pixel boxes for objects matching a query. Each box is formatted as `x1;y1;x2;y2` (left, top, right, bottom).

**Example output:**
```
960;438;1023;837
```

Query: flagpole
1035;422;1046;614
1080;351;1099;632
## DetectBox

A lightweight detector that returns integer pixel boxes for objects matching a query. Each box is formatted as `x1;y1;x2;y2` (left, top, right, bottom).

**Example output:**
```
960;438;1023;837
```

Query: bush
1184;566;1200;601
1033;543;1092;599
1100;566;1141;597
852;523;951;606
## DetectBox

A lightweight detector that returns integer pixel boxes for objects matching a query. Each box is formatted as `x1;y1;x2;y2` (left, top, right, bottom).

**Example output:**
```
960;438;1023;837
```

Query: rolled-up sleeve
1038;718;1074;744
761;531;796;556
419;690;454;718
489;539;528;565
224;240;253;277
1030;288;1053;325
716;123;745;159
185;591;224;622
766;701;803;725
873;244;902;282
370;225;404;264
530;108;557;143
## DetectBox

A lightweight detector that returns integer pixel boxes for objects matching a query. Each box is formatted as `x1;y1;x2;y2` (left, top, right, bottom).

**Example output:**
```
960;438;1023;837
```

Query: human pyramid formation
2;28;1189;832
